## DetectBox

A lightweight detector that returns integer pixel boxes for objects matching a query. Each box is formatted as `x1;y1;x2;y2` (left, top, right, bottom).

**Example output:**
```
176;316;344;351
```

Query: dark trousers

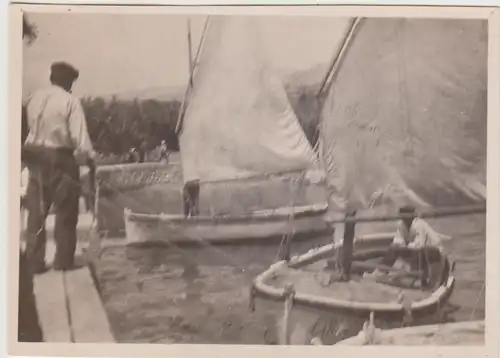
381;246;430;285
24;147;80;270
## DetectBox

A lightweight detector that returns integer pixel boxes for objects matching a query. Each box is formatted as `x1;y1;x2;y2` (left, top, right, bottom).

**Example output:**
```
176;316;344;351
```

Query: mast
317;18;363;99
280;19;363;263
187;19;194;88
175;16;211;135
315;18;363;275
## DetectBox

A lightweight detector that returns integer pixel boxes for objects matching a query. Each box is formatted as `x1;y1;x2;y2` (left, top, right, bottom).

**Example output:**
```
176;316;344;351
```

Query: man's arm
407;229;425;249
68;98;94;161
419;219;448;252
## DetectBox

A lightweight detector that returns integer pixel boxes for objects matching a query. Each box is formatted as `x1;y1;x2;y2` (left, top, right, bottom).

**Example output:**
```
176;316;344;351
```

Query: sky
22;13;351;98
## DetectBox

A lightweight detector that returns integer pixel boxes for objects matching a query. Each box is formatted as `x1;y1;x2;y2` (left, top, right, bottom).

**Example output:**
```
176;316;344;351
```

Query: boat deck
265;259;432;304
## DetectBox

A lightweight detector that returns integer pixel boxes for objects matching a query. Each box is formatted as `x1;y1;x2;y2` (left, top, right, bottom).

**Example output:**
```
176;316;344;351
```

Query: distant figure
183;180;200;217
127;148;139;163
138;143;146;163
159;140;169;164
23;61;94;273
366;206;451;284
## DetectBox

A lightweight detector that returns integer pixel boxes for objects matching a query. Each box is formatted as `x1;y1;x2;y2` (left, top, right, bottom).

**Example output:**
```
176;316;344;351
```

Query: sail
179;16;319;184
321;18;487;212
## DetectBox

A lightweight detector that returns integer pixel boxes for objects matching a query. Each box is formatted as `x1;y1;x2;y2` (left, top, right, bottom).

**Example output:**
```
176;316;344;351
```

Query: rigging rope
469;282;486;320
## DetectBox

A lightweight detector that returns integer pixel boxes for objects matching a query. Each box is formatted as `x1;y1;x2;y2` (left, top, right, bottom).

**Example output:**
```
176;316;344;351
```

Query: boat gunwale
252;234;456;316
335;320;485;345
123;203;329;224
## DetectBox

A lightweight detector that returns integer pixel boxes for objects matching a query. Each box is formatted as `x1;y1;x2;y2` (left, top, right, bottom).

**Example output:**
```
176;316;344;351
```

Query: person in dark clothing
138;144;146;163
127;148;139;163
183;180;200;217
23;62;94;273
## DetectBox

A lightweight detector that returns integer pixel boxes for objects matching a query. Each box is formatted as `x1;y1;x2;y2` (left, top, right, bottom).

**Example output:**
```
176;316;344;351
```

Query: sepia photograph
9;4;498;354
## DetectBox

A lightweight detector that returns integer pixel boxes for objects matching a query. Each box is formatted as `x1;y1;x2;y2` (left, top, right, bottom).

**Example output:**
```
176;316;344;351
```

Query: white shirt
24;85;94;157
393;217;449;252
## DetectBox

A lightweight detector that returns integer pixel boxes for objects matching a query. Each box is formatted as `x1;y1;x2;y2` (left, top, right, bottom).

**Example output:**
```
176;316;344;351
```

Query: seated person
366;206;451;283
183;180;200;217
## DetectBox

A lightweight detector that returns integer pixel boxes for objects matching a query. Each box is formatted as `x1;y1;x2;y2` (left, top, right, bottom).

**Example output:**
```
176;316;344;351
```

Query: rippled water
93;214;485;344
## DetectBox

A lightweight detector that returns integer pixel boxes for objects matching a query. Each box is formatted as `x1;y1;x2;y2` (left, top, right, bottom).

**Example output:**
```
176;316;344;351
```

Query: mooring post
281;283;296;345
341;209;357;281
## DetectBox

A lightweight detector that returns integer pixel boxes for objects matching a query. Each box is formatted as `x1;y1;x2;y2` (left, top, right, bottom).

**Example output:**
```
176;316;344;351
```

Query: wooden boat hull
336;320;485;345
252;233;455;321
124;203;331;245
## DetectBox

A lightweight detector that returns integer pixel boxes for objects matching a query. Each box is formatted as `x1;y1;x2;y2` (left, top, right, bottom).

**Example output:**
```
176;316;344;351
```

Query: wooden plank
64;267;115;342
33;271;72;342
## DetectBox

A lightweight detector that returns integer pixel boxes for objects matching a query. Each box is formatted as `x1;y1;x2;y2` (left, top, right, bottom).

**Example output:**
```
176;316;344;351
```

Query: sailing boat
251;17;487;344
124;16;331;245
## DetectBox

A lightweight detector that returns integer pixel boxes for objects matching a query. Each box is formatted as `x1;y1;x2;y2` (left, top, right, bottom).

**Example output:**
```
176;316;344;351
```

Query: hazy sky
22;13;351;97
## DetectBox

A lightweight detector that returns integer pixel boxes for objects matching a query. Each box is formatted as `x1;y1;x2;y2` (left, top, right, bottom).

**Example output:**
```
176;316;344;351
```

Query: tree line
21;88;320;164
81;96;181;155
79;91;319;160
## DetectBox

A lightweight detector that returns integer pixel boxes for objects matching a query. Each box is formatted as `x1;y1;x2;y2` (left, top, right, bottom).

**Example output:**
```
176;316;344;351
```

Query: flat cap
51;61;79;80
399;205;417;215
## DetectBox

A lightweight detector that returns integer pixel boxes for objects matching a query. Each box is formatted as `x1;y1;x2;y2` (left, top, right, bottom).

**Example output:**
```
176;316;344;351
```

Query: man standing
23;62;94;273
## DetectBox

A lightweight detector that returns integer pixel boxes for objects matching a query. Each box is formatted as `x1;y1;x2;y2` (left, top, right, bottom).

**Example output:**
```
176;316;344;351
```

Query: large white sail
179;16;319;185
321;18;487;212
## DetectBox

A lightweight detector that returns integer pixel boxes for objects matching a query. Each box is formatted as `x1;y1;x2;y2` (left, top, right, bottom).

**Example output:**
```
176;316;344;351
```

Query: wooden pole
86;159;102;263
325;204;485;225
341;209;357;281
317;17;363;97
281;283;295;345
175;17;210;135
187;19;194;88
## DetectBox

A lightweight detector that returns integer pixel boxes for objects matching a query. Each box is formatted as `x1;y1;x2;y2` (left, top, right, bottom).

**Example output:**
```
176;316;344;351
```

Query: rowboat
124;202;330;245
247;17;486;345
336;320;484;345
251;230;456;344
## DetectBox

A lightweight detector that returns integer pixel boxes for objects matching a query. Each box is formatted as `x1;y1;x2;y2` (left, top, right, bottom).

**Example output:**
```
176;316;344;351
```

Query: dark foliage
80;96;181;155
22;15;37;43
78;88;320;160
